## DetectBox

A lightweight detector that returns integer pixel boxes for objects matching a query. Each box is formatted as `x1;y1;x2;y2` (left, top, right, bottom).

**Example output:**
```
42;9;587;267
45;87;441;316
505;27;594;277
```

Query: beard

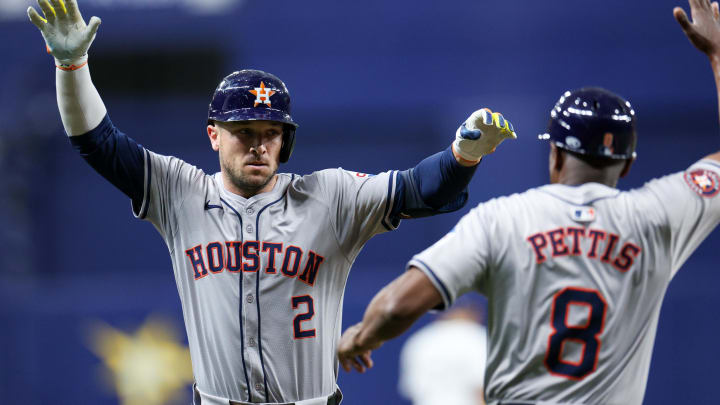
220;151;278;196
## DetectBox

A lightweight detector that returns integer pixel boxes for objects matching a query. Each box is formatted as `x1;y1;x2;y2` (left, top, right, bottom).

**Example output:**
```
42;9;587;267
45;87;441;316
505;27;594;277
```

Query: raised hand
674;0;720;56
452;108;518;165
27;0;101;62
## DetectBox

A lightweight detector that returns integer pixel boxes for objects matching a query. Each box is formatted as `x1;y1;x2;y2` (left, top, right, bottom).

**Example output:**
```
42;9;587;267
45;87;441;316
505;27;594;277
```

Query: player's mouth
245;161;268;169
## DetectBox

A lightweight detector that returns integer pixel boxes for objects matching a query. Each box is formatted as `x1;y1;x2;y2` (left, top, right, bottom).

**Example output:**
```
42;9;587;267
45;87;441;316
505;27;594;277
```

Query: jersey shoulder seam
294;170;354;264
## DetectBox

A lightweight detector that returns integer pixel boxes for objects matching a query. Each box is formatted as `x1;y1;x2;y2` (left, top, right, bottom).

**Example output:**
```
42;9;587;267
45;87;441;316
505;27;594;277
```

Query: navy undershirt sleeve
391;146;477;218
69;114;146;211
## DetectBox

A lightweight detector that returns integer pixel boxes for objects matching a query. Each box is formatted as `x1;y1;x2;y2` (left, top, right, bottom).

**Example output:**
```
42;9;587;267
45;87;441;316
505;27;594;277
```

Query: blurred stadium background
1;0;718;404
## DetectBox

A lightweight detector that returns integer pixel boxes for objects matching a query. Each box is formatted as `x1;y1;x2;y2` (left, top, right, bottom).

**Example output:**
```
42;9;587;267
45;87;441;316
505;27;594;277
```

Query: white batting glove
27;0;101;67
452;108;517;164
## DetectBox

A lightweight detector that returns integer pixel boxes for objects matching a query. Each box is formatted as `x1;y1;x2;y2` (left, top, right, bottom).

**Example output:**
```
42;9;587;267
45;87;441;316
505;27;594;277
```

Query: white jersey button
255;383;263;391
246;294;254;304
248;337;256;347
246;208;254;215
245;225;254;234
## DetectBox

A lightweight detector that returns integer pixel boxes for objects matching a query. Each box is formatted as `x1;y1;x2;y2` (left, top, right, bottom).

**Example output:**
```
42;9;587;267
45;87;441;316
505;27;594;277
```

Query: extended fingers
349;356;367;373
690;0;708;12
674;6;693;32
339;354;365;373
339;356;352;372
37;0;56;23
27;6;47;29
86;16;102;36
49;0;67;20
64;0;82;20
491;112;517;139
359;352;374;369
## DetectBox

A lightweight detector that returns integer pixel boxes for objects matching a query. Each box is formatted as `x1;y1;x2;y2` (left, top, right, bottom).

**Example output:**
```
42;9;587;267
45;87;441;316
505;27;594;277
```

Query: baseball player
337;1;720;404
27;1;517;404
398;306;488;405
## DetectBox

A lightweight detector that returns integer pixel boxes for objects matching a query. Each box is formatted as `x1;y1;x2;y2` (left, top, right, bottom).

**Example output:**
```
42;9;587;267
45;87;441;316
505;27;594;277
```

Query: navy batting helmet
208;69;298;163
539;87;637;160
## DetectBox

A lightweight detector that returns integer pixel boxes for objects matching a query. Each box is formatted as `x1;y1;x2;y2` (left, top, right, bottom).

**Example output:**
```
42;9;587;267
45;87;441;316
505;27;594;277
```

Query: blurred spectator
398;306;487;405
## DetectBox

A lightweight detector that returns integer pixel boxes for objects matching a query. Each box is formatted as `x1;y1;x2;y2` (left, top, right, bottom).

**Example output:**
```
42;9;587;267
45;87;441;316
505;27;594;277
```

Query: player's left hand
27;0;101;62
337;323;376;373
453;108;517;165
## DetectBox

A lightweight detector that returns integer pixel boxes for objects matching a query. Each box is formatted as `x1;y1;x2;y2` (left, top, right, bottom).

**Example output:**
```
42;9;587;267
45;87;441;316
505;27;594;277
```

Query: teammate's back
336;4;720;403
466;160;720;404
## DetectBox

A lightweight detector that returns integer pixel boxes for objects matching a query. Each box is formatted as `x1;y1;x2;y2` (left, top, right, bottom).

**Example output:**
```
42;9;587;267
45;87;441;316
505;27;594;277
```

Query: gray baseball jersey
409;159;720;405
134;150;400;403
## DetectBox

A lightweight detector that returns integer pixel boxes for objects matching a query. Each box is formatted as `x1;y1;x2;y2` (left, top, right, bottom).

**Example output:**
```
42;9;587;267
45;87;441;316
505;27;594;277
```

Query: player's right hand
674;0;720;57
27;0;101;62
452;108;517;165
337;323;375;373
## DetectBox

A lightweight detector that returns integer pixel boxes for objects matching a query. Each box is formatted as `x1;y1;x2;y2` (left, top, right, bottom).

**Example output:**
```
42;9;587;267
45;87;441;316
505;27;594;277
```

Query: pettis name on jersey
527;227;641;272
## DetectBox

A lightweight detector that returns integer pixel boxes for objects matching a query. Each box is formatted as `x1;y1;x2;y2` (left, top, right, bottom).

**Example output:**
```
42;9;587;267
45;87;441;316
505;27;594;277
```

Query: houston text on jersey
185;241;325;285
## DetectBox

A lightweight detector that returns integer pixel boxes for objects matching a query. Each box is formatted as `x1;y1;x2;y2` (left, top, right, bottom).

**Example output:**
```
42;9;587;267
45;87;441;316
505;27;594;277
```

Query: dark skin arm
675;0;720;163
337;268;443;373
337;0;720;376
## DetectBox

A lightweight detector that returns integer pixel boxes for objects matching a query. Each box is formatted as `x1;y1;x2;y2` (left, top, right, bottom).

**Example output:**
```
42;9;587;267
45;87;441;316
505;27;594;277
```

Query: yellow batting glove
27;0;101;66
453;108;518;164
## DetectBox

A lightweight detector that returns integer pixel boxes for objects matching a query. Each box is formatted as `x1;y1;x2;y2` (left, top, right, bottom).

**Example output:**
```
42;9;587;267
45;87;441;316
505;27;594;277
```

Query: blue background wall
1;0;719;404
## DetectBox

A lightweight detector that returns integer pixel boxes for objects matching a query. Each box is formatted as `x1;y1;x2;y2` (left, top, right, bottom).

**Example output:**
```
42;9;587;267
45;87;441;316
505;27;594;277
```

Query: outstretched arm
675;0;720;162
28;0;146;206
393;110;517;219
337;268;442;373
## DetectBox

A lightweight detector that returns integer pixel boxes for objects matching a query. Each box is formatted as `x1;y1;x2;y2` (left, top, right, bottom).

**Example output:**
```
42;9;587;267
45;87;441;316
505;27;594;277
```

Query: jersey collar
214;172;292;207
538;182;621;206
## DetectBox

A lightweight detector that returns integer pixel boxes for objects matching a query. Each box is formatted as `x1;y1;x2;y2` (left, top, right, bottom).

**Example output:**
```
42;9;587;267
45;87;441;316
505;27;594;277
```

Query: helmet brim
209;107;298;128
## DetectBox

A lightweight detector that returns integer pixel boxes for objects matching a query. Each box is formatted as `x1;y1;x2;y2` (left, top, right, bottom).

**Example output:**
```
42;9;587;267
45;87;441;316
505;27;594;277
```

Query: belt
194;384;342;405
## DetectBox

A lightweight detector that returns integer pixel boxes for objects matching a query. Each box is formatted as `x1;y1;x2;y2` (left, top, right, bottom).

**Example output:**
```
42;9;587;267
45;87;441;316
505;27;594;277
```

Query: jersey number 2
545;287;607;380
291;295;316;339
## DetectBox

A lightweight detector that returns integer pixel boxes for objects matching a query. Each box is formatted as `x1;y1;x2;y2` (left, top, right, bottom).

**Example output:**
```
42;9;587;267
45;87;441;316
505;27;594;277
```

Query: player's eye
232;128;253;137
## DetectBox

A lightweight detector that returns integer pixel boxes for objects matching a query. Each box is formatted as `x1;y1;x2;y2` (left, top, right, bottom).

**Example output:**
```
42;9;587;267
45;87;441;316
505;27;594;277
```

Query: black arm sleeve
391;146;477;218
68;114;147;211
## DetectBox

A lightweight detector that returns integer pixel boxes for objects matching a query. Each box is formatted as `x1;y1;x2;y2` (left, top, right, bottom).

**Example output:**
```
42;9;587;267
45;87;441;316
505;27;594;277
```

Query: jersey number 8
544;287;607;380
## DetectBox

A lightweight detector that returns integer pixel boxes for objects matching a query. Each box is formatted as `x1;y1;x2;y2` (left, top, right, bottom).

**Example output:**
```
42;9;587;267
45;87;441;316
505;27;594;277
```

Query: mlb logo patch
570;206;596;223
684;169;720;198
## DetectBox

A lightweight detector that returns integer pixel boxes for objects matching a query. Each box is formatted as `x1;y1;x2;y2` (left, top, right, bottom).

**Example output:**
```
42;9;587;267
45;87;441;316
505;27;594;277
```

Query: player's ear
207;122;220;152
619;157;634;178
551;144;565;171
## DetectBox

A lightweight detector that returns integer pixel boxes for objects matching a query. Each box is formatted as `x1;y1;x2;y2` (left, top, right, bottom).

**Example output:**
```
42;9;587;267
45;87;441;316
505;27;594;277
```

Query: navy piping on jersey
138;149;152;219
253;181;292;401
413;259;452;308
219;197;252;403
701;159;720;170
537;188;621;206
381;171;398;231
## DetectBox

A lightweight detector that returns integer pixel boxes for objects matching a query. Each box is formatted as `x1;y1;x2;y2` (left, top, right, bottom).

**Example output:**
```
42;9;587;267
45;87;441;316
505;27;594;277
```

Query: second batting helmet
208;69;298;163
539;87;637;160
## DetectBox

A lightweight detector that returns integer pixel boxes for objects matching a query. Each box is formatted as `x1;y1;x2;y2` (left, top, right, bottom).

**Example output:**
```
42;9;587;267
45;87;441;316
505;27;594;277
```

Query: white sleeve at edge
56;57;107;136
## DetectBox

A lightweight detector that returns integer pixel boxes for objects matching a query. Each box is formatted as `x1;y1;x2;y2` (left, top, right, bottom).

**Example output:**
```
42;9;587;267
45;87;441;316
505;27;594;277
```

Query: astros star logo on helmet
249;82;276;107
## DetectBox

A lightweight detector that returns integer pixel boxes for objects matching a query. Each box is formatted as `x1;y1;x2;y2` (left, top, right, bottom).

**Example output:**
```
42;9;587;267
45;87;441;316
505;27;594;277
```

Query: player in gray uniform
337;1;720;404
27;1;518;404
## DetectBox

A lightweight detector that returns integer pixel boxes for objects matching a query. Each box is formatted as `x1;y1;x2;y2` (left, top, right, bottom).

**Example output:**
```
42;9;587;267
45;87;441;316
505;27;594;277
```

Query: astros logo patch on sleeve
349;171;374;178
684;169;720;198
